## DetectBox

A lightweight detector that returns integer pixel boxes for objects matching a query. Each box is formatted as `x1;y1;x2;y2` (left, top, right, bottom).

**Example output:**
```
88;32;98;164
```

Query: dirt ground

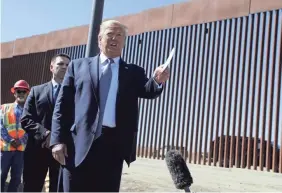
120;158;282;192
6;158;282;192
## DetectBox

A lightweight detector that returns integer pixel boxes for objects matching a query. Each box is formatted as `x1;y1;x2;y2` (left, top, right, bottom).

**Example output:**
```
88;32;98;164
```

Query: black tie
54;84;61;103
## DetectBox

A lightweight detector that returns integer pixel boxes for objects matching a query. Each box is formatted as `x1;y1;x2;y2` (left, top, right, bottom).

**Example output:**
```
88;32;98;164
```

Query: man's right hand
42;130;51;149
10;139;18;148
52;144;68;165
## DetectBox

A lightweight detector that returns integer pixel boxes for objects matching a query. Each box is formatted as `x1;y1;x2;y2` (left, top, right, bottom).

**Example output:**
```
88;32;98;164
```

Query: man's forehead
105;25;124;32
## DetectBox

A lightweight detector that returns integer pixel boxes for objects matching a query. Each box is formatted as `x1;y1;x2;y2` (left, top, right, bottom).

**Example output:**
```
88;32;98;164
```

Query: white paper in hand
162;47;175;72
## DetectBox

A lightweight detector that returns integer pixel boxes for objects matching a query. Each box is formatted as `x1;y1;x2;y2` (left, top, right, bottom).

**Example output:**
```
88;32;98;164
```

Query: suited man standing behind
50;20;170;192
21;53;71;192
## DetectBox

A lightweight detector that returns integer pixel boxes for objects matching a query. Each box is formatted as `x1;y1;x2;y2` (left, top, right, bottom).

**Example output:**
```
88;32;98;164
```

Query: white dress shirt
99;53;162;128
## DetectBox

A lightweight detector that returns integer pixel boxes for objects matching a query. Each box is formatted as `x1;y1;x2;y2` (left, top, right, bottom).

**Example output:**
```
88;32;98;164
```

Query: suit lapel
88;56;99;103
88;56;129;106
117;59;130;99
45;81;53;111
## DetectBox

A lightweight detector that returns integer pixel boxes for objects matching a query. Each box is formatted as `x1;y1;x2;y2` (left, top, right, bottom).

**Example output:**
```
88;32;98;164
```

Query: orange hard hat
11;80;30;93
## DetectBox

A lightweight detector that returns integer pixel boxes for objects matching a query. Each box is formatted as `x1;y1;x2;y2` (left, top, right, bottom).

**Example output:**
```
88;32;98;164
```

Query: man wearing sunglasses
21;53;71;192
1;80;30;192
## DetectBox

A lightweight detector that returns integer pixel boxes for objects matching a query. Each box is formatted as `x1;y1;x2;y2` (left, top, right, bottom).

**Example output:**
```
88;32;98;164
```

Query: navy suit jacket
21;81;56;148
50;55;163;167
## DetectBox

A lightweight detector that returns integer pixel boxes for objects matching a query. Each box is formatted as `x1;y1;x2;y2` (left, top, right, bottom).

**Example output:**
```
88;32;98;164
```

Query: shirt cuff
153;78;163;89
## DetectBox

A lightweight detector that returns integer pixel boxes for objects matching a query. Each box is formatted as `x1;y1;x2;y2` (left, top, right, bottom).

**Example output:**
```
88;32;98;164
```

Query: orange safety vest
0;103;27;151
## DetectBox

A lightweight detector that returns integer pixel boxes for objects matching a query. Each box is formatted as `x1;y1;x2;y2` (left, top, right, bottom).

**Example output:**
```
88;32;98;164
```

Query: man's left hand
153;65;170;84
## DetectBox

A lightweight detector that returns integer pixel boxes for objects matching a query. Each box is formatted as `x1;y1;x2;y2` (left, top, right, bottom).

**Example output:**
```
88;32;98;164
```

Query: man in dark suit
20;53;71;192
50;20;170;192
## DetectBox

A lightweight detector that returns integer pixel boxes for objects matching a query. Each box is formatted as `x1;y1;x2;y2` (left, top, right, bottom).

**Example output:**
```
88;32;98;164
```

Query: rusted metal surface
1;9;281;173
1;51;55;103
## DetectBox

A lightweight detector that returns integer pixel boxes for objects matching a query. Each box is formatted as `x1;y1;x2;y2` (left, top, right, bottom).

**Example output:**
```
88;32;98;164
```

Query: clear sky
1;0;187;43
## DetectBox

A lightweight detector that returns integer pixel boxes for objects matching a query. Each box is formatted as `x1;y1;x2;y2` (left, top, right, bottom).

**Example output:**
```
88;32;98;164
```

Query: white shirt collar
51;79;60;88
14;102;23;110
100;52;120;65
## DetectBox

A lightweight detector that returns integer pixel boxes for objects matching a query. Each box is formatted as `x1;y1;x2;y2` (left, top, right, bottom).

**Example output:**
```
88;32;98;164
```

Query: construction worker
1;80;30;192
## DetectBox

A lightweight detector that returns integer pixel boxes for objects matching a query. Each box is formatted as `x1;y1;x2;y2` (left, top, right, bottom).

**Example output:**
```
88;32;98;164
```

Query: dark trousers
1;151;24;192
59;128;124;192
23;146;60;192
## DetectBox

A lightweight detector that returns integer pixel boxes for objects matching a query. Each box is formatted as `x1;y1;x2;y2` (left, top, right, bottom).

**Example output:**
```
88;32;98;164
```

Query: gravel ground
5;158;282;192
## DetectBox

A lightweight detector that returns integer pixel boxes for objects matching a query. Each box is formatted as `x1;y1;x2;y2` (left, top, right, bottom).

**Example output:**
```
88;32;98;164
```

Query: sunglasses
16;90;27;94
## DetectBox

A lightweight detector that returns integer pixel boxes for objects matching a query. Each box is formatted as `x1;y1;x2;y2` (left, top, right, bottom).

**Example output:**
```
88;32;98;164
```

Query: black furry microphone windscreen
165;150;193;190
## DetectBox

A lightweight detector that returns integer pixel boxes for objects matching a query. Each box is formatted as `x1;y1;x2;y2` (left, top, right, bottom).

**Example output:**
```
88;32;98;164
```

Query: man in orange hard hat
1;80;30;192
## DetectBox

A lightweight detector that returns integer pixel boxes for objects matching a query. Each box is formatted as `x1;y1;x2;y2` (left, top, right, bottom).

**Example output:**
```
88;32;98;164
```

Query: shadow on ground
3;182;46;192
3;182;23;192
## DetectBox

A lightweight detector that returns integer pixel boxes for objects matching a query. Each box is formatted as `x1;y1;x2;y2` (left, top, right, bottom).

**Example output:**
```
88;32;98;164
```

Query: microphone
165;150;193;192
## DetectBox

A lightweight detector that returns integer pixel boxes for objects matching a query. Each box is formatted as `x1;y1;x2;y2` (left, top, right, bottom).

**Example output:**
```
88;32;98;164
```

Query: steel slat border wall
1;51;55;102
1;9;281;173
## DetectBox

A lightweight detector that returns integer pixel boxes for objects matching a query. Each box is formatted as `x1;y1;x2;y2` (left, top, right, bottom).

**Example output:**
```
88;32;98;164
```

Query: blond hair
99;20;128;37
